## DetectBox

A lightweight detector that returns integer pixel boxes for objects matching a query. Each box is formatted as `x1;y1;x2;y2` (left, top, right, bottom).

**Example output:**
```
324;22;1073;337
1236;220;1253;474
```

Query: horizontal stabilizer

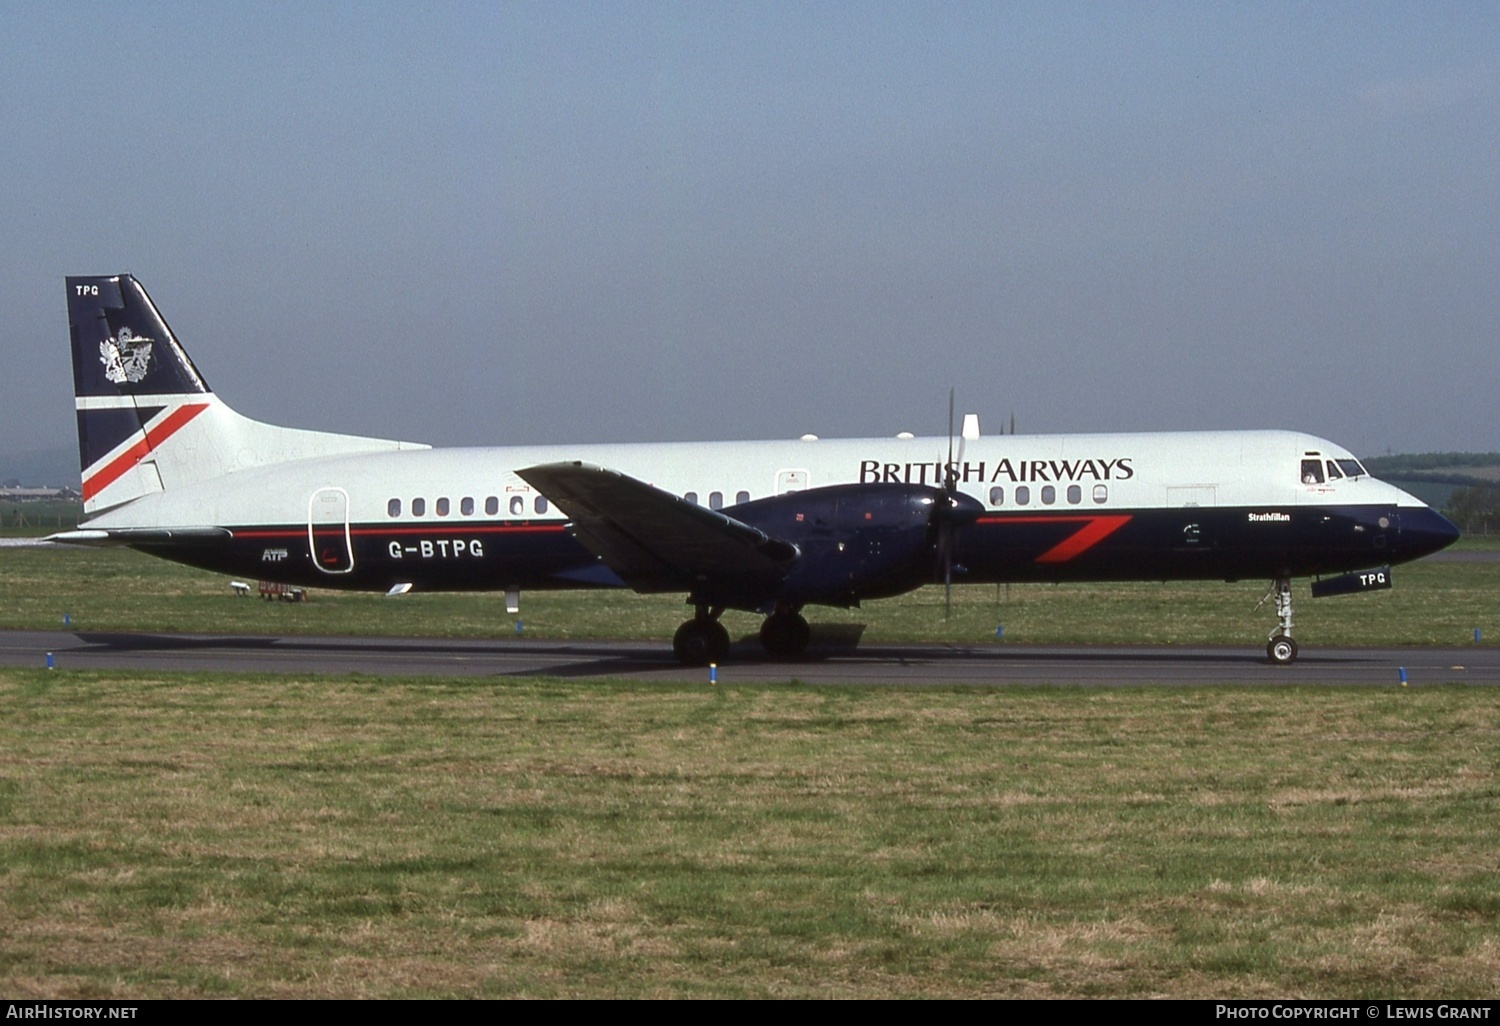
48;527;232;548
517;462;798;595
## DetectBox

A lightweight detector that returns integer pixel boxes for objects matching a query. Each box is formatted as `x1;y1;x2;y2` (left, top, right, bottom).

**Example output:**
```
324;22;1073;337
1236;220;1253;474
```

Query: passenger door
308;487;354;574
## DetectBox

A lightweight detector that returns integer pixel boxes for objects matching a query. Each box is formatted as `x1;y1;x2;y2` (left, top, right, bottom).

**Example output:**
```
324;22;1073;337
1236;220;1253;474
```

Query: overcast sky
3;2;1496;460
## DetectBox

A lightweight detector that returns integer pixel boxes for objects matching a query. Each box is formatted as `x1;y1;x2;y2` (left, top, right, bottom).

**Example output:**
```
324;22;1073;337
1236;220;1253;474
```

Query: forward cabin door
308;487;354;574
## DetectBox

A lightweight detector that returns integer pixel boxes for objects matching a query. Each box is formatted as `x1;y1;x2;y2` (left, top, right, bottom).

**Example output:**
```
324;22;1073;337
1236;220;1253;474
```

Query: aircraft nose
1400;506;1462;560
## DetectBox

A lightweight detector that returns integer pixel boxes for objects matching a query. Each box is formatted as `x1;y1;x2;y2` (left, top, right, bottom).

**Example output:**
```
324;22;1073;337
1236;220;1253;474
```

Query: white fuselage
87;427;1424;532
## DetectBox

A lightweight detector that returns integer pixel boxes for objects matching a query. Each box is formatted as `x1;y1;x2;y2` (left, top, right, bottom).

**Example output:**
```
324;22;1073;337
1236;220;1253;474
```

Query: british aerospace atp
53;275;1460;664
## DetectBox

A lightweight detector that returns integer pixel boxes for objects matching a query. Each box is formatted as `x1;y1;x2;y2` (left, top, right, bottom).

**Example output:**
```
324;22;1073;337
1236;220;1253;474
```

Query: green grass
1;539;1495;997
0;540;1494;649
2;674;1497;998
0;501;81;533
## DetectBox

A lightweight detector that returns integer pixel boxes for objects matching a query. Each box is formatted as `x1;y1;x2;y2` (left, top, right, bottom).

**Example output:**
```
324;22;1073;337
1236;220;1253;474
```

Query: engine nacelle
724;482;984;608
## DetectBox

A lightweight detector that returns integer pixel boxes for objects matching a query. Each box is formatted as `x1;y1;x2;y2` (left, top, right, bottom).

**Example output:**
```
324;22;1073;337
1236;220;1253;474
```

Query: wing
516;462;798;596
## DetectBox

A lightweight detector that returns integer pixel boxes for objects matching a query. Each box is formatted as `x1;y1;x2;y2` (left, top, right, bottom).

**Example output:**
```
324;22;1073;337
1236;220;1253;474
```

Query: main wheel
673;619;730;666
760;612;812;659
1267;636;1298;665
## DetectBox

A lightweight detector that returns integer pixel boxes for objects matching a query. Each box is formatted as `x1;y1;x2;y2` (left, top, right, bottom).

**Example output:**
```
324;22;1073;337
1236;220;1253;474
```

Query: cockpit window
1300;459;1324;485
1325;461;1344;480
1336;459;1366;478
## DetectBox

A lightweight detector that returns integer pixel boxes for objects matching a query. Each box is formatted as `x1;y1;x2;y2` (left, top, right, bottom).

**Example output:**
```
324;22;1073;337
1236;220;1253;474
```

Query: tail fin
67;274;426;516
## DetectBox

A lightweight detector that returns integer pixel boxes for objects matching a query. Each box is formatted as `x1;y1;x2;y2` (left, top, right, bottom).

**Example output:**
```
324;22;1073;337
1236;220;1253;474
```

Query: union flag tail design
68;275;214;513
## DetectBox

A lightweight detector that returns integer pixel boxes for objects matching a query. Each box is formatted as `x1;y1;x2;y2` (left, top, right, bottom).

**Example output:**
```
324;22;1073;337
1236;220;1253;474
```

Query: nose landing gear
1261;577;1298;665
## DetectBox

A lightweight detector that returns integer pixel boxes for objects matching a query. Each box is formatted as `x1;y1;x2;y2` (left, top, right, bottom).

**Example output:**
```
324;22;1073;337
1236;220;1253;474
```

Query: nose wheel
1267;635;1298;665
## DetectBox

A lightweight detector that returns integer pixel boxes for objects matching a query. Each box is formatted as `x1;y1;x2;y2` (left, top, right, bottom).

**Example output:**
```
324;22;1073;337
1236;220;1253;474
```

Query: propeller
931;391;987;618
938;389;968;619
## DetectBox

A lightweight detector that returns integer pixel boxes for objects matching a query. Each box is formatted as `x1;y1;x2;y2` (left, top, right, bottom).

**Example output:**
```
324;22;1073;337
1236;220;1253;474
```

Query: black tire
760;612;812;659
707;620;730;664
1267;636;1298;665
674;619;731;666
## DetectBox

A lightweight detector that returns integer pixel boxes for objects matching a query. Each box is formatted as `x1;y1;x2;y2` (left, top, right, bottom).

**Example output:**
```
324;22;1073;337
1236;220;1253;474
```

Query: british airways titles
858;457;1136;487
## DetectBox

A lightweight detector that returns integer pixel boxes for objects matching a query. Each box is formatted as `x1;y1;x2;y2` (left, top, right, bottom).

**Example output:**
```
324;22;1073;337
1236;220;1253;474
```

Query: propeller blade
944;526;953;619
946;388;956;490
943;387;957;618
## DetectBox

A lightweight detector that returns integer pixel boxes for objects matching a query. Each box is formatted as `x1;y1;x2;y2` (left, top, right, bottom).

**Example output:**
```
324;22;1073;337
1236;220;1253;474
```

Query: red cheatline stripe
352;524;568;537
81;403;210;501
234;523;569;539
974;514;1133;562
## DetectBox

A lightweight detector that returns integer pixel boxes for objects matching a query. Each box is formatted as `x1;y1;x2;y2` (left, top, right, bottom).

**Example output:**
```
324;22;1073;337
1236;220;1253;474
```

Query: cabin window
412;497;426;517
1067;485;1082;505
736;491;750;505
989;486;1004;506
685;491;698;505
1093;485;1108;504
1041;485;1056;505
1016;485;1030;506
1301;459;1325;485
387;498;401;518
436;497;450;517
509;496;523;516
485;496;499;516
709;491;723;510
535;496;549;514
461;496;475;516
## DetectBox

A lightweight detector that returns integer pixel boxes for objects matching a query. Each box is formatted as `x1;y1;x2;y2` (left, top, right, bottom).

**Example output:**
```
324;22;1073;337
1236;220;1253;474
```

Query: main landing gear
759;604;811;660
673;605;730;666
1262;577;1298;665
671;603;813;665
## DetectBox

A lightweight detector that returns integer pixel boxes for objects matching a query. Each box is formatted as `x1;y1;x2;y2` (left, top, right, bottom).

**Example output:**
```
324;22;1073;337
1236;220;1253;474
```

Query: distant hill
1359;453;1500;513
1362;452;1500;485
0;447;78;489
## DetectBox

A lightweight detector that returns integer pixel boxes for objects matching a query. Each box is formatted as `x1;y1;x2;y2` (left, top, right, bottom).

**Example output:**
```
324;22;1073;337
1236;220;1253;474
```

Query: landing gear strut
1263;577;1298;665
673;605;729;666
760;605;811;660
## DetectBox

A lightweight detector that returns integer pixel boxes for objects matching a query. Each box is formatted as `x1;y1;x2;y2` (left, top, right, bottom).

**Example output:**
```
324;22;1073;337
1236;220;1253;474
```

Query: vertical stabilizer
66;274;426;517
68;275;213;513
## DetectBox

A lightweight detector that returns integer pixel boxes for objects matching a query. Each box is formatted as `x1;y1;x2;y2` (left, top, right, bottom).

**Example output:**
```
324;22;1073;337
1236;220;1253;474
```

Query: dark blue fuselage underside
128;502;1461;609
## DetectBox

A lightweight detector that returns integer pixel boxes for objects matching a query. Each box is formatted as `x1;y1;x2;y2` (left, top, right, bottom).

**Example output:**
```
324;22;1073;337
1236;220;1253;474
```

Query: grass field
3;674;1499;998
1;540;1497;998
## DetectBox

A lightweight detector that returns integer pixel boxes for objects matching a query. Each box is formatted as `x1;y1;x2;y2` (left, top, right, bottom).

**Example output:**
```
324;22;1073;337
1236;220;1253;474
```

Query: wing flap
517;462;797;595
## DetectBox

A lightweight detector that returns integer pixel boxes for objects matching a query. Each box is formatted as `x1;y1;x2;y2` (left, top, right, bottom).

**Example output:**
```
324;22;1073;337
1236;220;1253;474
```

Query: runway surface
1;629;1494;685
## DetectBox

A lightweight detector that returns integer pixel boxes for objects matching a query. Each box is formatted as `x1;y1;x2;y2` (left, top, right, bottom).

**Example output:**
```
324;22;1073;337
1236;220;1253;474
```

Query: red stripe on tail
81;403;210;501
